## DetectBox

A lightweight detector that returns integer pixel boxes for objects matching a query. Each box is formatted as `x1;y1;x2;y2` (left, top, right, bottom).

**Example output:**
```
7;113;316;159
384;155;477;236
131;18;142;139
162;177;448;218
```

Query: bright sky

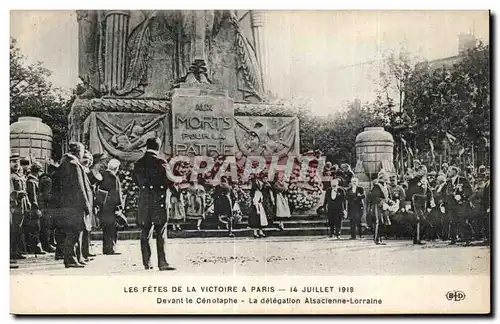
10;10;489;116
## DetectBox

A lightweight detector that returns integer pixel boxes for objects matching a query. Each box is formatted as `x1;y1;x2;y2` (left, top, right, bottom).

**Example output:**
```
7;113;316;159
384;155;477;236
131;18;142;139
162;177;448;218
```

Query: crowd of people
9;138;296;271
319;159;491;246
10;142;127;269
9;136;491;271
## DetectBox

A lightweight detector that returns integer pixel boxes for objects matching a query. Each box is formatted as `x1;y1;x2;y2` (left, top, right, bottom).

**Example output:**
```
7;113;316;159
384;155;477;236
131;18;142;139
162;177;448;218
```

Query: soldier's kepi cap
31;161;43;173
10;153;20;161
20;156;31;165
378;170;387;179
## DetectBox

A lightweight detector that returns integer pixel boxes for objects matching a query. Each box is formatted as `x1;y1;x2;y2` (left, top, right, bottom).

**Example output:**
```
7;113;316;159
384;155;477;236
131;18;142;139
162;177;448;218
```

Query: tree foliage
296;41;490;169
403;42;490;164
10;37;79;159
297;99;386;165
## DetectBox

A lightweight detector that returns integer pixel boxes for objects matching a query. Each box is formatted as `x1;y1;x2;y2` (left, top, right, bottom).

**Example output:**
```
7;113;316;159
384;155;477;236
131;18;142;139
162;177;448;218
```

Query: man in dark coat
133;138;175;271
346;177;365;239
370;171;392;245
444;166;474;245
81;150;97;261
409;177;434;245
388;175;406;237
99;159;124;255
38;163;58;252
25;162;46;254
57;142;93;268
323;178;347;239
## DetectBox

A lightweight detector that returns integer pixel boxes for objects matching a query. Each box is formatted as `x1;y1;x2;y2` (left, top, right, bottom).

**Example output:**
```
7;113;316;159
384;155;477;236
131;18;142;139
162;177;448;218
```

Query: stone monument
69;10;300;163
353;127;396;189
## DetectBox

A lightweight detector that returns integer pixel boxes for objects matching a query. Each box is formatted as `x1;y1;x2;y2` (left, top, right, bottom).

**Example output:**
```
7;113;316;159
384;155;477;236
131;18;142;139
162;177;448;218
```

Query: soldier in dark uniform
10;153;28;260
409;177;434;245
25;162;46;254
388;174;406;237
370;171;392;245
19;157;32;253
444;166;474;245
38;162;58;252
133;138;176;271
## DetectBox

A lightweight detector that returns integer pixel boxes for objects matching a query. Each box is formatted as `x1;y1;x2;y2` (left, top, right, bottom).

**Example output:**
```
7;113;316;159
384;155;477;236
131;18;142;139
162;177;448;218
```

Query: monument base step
91;226;371;240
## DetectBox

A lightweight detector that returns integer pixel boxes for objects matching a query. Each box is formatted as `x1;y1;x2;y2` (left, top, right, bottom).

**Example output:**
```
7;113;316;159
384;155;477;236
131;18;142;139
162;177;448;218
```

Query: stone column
193;10;206;64
104;10;130;93
251;10;268;93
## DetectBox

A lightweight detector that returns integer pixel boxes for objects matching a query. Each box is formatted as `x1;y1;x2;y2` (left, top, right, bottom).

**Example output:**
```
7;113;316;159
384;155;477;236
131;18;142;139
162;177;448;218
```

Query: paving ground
10;236;490;276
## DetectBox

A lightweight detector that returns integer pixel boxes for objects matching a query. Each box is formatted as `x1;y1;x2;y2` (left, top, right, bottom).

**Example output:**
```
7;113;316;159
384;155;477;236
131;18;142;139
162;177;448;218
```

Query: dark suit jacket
346;186;365;216
323;187;347;217
99;170;124;224
133;151;170;226
26;174;42;219
443;176;473;208
57;154;93;231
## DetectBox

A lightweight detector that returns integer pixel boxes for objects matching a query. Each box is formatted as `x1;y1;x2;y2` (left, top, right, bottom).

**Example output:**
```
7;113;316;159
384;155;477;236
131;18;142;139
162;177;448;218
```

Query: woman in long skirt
274;175;291;230
169;183;185;231
186;178;206;230
248;178;268;238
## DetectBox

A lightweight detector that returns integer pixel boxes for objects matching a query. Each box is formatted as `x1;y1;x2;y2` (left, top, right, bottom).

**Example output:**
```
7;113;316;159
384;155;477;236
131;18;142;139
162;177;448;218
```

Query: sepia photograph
7;6;491;315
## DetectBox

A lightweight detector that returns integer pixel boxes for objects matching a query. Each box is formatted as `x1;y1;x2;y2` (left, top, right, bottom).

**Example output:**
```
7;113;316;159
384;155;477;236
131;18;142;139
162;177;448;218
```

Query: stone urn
353;127;395;188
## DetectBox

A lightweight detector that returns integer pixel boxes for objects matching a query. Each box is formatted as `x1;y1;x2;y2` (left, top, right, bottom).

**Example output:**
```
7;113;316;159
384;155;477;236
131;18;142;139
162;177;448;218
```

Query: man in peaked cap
370;170;392;245
20;157;31;177
133;138;176;271
38;161;58;252
25;162;46;254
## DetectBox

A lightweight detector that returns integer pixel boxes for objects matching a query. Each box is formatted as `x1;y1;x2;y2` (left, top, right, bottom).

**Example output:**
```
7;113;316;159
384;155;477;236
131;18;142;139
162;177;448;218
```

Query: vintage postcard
9;9;491;315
